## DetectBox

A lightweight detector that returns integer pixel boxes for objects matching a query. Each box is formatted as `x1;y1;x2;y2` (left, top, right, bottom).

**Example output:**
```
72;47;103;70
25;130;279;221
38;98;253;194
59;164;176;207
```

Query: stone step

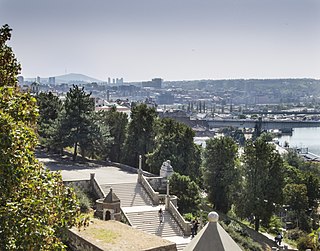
125;210;184;237
101;182;188;248
100;182;153;207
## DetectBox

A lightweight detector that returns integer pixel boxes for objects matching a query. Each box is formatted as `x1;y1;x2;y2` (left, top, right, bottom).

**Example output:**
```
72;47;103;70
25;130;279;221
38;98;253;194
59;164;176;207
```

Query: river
276;127;320;156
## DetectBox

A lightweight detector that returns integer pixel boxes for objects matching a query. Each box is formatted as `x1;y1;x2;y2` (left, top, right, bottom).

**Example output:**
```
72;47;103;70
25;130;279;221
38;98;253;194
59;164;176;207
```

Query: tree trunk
73;142;78;161
254;217;260;231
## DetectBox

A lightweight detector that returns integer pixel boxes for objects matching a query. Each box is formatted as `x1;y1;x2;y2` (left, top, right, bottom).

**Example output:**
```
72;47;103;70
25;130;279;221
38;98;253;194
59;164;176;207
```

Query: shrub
287;228;306;241
69;184;92;213
297;235;314;251
220;221;263;251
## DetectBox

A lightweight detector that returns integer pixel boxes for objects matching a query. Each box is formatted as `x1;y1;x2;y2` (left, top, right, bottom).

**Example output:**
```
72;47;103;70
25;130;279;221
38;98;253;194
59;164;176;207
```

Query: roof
103;188;120;203
184;221;242;251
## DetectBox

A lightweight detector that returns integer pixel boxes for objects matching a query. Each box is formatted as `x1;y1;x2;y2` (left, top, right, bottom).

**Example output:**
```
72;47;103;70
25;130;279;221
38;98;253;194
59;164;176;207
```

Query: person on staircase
191;219;199;238
158;208;164;223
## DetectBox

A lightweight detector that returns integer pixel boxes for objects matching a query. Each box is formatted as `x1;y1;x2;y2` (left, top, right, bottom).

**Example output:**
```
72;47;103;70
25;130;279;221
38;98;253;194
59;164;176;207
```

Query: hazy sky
1;0;319;82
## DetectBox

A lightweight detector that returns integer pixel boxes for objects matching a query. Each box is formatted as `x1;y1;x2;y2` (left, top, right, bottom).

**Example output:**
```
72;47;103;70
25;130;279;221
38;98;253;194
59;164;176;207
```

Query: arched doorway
105;210;111;221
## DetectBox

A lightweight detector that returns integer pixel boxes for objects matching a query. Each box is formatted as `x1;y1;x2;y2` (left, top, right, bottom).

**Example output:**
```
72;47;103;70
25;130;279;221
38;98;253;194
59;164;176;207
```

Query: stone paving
37;151;138;184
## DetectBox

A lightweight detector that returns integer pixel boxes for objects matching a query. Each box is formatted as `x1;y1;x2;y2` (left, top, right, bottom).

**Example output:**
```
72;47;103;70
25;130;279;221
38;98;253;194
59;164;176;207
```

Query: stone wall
147;177;167;192
67;229;104;251
64;174;105;200
68;228;176;251
90;175;105;198
64;179;90;192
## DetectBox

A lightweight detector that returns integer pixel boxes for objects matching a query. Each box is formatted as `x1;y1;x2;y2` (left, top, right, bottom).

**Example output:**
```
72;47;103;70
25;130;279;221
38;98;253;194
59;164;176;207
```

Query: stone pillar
160;160;174;178
165;180;170;210
90;173;95;195
138;155;142;183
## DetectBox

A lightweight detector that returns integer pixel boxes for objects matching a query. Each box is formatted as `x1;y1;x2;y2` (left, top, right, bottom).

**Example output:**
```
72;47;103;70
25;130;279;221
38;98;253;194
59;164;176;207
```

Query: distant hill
55;73;102;83
25;73;102;83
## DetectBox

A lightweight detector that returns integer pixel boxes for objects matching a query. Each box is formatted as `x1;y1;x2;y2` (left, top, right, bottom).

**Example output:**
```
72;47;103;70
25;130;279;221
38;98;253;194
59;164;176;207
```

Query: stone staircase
100;182;153;207
125;210;184;237
100;182;190;250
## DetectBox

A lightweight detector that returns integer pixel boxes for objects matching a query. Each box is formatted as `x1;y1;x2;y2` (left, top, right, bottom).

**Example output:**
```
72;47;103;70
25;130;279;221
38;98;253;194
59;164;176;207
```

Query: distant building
36;76;41;84
30;82;40;94
95;103;131;118
157;92;174;105
17;75;24;85
49;77;55;85
108;77;111;84
142;78;163;89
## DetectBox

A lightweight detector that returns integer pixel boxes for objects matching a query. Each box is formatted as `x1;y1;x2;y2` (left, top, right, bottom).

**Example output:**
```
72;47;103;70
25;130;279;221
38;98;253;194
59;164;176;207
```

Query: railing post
165;179;170;210
138;155;142;183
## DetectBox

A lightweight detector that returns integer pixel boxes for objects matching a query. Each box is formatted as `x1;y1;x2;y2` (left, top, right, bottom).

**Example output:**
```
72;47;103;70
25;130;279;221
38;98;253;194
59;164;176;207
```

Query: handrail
168;201;191;236
120;208;133;226
140;175;159;205
90;177;105;198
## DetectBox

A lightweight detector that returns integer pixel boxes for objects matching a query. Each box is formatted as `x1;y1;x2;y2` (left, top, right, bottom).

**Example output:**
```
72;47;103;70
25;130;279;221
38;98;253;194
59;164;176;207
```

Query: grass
86;228;119;244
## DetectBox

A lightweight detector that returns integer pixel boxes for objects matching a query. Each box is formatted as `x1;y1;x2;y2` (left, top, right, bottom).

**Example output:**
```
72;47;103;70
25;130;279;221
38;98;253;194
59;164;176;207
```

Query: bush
183;213;194;222
69;184;92;213
220;221;263;251
268;215;283;234
287;228;306;241
297;235;314;251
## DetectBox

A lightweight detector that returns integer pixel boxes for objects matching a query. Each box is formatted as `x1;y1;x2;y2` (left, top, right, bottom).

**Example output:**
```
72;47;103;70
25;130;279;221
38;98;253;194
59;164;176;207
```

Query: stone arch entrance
105;210;111;221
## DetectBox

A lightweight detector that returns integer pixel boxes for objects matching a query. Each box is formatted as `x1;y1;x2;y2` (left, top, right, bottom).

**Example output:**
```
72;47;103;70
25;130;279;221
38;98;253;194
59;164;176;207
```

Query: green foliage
147;118;202;180
122;103;157;168
220;220;263;251
237;137;285;231
69;185;92;213
62;85;95;160
267;215;283;234
288;228;306;241
0;24;21;87
203;136;240;214
283;149;305;169
0;24;79;250
283;183;312;231
297;235;314;251
169;173;201;214
37;87;113;159
284;184;308;213
36;92;62;148
96;106;128;162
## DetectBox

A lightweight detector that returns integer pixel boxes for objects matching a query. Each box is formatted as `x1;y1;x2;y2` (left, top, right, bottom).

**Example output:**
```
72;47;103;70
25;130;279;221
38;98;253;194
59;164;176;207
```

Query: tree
0;24;78;250
36;92;62;148
283;183;310;231
146;118;201;181
97;106;128;162
62;85;95;160
238;137;284;231
169;173;201;214
122;103;157;168
203;136;240;214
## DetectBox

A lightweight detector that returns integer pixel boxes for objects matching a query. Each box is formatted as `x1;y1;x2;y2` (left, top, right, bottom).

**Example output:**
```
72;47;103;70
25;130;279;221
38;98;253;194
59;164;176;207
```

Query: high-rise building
142;78;163;89
108;77;111;84
49;77;55;85
36;76;41;83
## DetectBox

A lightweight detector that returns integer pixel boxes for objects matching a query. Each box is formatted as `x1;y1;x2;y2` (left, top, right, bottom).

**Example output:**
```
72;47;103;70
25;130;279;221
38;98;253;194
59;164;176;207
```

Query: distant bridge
242;111;320;115
206;119;320;131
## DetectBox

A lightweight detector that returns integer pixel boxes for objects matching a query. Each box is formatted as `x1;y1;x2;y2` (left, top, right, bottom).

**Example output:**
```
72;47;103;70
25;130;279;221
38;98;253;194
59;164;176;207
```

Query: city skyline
1;0;320;82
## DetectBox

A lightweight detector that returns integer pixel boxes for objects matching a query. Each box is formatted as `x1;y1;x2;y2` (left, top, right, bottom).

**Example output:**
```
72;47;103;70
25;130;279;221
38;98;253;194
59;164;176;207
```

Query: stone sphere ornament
208;211;219;222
